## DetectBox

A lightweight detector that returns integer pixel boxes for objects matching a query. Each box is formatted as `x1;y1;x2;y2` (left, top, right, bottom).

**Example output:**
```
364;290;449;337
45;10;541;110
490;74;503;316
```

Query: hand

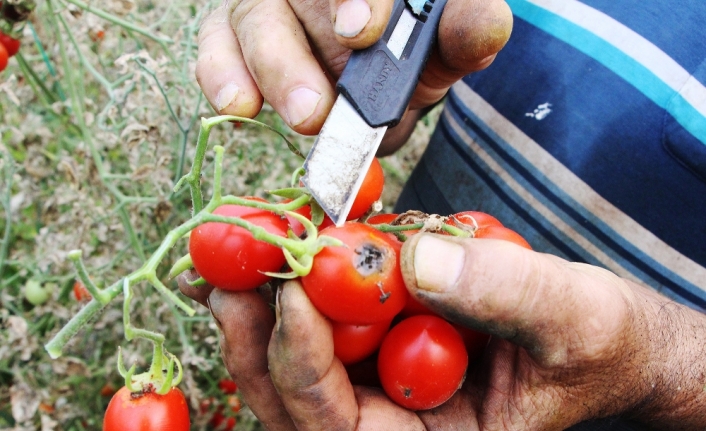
180;233;706;430
195;0;513;153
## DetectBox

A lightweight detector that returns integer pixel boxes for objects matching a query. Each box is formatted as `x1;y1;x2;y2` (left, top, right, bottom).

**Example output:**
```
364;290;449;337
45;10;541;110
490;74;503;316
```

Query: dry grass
0;0;435;429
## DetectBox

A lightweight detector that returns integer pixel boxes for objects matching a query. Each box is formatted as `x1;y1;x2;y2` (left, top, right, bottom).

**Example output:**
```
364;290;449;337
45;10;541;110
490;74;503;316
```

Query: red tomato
89;29;105;43
209;411;236;431
218;379;237;395
100;383;116;397
332;319;391;365
347;158;384;220
202;394;240;431
103;386;190;431
0;32;19;57
38;402;55;414
0;31;20;57
378;315;468;410
448;211;503;230
475;225;532;250
72;280;91;302
189;200;289;290
301;223;408;325
0;43;7;72
226;395;241;413
366;213;398;225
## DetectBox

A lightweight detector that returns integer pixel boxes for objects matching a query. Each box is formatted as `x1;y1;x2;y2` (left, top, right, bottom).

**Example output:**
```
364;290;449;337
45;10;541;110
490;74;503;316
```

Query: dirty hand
195;0;513;153
179;233;706;430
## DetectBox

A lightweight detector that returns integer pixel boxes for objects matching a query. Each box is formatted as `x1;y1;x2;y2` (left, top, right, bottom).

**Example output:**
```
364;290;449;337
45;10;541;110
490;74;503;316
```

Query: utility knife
301;0;448;226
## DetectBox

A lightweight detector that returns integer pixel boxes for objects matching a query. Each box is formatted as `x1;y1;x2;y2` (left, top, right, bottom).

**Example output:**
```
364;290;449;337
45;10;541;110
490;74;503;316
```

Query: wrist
631;283;706;429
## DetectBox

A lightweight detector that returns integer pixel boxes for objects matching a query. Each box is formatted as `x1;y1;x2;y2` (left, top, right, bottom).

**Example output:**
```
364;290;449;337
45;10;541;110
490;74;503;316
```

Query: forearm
633;283;706;429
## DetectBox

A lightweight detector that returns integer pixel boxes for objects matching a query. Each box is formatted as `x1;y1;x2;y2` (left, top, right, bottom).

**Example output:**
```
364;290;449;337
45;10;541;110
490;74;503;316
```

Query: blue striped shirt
396;0;706;313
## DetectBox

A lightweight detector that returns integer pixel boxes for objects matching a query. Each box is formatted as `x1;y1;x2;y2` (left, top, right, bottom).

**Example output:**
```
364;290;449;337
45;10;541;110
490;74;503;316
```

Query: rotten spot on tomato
354;243;386;276
302;222;408;325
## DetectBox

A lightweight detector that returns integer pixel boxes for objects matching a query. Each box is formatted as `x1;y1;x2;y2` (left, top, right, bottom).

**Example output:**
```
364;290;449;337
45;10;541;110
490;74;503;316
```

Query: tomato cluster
0;31;20;72
199;380;241;431
187;157;532;411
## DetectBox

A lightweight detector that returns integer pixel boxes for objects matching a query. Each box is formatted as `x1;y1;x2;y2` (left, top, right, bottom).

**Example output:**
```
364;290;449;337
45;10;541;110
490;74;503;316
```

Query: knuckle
229;0;262;30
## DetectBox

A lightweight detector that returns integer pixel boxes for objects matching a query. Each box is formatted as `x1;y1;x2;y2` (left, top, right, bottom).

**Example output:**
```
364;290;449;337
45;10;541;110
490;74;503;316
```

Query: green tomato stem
67;250;111;305
168;253;193;280
372;223;425;232
290;167;306;188
441;224;472;238
220;193;310;214
371;222;471;238
122;279;165;345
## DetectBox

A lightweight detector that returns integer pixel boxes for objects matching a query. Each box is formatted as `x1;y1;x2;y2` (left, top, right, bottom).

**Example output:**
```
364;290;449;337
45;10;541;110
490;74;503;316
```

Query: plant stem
60;0;173;45
0;146;14;283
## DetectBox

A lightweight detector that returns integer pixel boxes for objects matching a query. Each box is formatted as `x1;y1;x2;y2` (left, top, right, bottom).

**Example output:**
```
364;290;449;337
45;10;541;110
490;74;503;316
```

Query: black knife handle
336;0;448;128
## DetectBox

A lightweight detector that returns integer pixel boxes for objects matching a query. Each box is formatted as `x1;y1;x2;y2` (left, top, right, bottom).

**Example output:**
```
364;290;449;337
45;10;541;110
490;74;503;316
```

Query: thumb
399;233;633;366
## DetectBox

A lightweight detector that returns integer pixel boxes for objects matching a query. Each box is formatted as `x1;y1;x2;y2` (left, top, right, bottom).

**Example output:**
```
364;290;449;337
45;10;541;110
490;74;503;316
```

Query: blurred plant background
0;0;438;429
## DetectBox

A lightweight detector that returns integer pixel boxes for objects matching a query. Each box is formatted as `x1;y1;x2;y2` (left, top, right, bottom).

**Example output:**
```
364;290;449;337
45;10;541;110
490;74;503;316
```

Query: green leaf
310;200;325;227
268;187;307;199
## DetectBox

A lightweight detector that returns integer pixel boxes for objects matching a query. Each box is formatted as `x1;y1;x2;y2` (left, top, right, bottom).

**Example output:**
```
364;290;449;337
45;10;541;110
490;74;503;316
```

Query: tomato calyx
268;210;344;278
117;343;183;395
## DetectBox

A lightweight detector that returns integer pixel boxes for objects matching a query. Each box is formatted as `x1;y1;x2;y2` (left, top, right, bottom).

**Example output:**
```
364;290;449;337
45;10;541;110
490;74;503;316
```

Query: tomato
103;386;190;431
218;379;237;395
475;225;532;250
0;32;19;57
201;394;240;431
347;158;384;220
189;200;289;290
301;222;408;325
89;29;105;42
100;383;117;397
377;315;468;410
332;319;391;365
448;211;503;230
73;280;92;302
209;411;236;431
0;43;8;73
38;402;55;414
226;395;241;413
25;279;49;306
366;213;398;225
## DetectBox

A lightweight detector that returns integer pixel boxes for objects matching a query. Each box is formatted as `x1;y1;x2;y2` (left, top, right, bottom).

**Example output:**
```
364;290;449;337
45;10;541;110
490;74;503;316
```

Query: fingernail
413;235;465;292
285;87;321;127
206;296;223;330
334;0;372;38
215;82;240;112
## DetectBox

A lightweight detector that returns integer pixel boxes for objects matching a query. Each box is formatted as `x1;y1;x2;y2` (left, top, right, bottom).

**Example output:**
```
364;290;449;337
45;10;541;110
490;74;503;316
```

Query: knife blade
301;0;448;226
